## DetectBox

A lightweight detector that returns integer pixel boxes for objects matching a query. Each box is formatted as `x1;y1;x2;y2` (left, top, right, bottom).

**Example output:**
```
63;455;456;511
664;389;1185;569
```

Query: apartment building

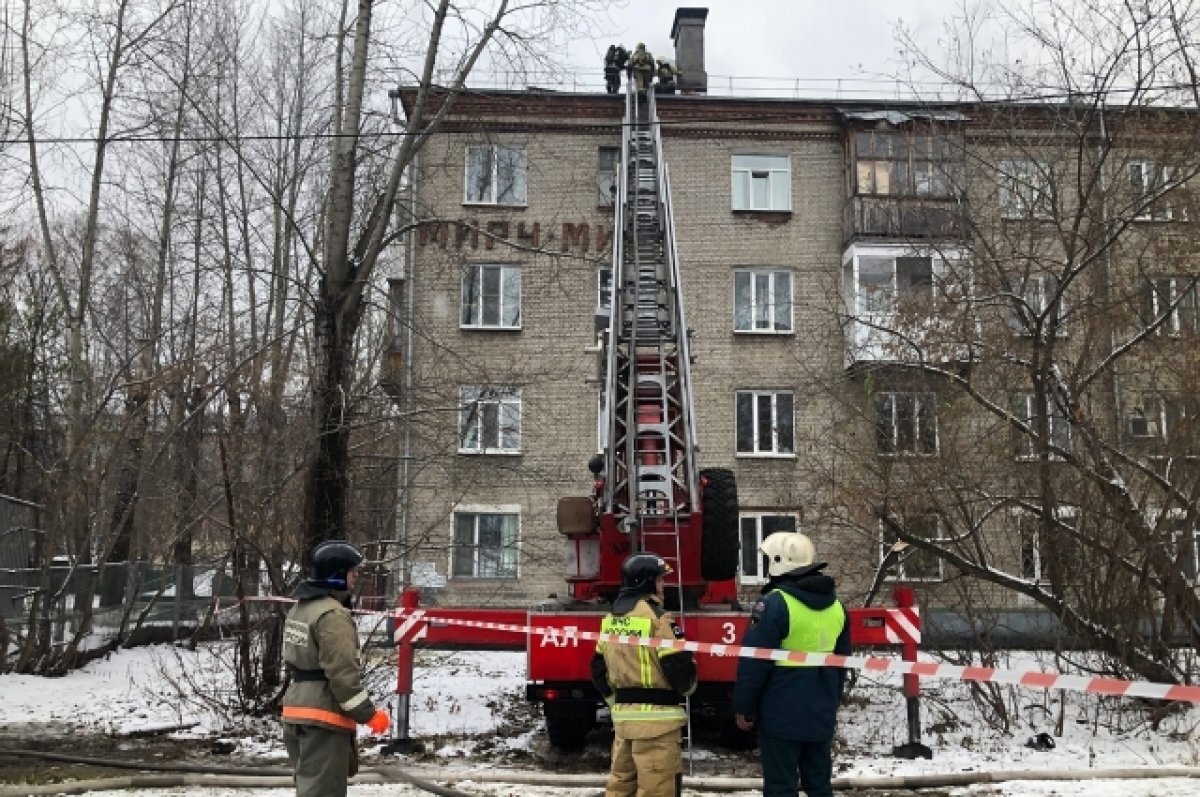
387;10;1200;625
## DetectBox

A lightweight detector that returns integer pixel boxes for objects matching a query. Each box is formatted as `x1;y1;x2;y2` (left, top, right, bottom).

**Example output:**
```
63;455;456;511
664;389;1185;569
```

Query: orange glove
366;710;390;735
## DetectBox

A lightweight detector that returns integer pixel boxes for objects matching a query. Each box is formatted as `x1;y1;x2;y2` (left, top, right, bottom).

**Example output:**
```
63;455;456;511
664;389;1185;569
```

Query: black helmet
311;540;364;587
620;553;671;596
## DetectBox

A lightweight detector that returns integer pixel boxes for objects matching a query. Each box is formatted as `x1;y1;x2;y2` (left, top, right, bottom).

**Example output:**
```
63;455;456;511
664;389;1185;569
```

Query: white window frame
738;512;800;584
1012;392;1071;460
841;245;957;318
1006;273;1066;335
1140;276;1197;336
451;505;520;579
1016;507;1079;583
874;391;939;456
458;386;522;454
461;263;521;329
997;157;1053;219
464;144;527;206
1130;160;1177;221
597;267;613;310
597;146;619;207
881;515;944;582
731;154;792;212
733;269;793;333
735;389;795;457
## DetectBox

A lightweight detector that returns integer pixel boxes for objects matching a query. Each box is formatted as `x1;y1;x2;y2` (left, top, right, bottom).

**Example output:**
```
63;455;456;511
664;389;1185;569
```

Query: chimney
671;7;708;94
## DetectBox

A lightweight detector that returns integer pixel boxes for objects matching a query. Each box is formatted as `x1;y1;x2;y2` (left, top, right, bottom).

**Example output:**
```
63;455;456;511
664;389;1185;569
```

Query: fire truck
394;83;923;752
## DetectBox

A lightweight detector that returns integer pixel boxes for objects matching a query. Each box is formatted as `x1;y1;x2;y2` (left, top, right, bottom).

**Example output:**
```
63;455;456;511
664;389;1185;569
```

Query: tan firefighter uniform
593;595;697;797
281;590;380;797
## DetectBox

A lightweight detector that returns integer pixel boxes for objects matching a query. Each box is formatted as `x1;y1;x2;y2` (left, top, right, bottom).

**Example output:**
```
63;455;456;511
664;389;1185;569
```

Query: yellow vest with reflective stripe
599;606;687;730
775;591;846;667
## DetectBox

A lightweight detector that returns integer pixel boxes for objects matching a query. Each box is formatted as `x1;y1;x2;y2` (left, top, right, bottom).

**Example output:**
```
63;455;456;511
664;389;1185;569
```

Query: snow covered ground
0;643;1196;795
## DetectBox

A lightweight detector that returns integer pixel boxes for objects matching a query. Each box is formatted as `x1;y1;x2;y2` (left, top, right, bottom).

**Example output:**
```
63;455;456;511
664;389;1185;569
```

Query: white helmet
760;532;816;577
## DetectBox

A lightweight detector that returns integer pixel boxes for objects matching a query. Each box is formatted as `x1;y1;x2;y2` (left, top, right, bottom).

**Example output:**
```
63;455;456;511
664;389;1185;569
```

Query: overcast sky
563;1;959;98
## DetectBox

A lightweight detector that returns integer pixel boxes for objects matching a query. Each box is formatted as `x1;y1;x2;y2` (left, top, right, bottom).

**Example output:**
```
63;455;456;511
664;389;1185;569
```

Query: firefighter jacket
281;581;379;734
732;569;851;742
590;594;697;740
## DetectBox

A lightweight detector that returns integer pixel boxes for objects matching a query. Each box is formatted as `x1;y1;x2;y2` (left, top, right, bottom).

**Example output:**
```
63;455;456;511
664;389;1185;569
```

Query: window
1012;392;1071;460
464;144;527;205
461;264;521;328
452;509;519;578
459;387;521;454
597;147;619;207
1130;160;1177;221
1139;276;1197;336
1006;274;1064;333
1126;393;1194;453
731;154;791;211
882;515;943;581
854;131;959;197
598;268;613;310
739;512;799;583
1018;508;1080;583
855;255;934;315
997;158;1052;218
387;278;405;351
874;392;938;455
736;390;795;455
734;269;793;332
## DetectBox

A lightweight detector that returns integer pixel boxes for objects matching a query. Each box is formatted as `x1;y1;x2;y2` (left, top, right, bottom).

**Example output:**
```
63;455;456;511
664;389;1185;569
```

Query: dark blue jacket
732;570;851;742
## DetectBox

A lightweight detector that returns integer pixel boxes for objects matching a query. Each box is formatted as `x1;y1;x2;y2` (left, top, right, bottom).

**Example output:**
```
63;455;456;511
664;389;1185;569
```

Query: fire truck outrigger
392;81;926;754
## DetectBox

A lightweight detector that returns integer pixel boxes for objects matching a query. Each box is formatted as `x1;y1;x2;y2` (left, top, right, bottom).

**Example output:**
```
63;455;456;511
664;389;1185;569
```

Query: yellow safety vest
775;591;846;667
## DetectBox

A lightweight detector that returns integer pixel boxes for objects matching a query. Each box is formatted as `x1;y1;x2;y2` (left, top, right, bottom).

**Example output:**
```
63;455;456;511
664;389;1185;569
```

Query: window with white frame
997;158;1052;218
459;387;521;454
597;268;613;310
1006;273;1064;333
1130;160;1178;221
736;390;795;455
881;514;943;581
739;512;799;583
464;144;527;205
854;255;934;315
461;263;521;328
597;147;619;206
734;269;793;332
1019;508;1080;583
731;154;791;212
452;509;519;578
1139;276;1197;336
874;392;938;456
1012;392;1071;460
1126;393;1194;453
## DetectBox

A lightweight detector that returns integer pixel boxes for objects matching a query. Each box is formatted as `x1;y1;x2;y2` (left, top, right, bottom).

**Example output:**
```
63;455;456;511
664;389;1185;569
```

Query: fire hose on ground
0;748;1197;795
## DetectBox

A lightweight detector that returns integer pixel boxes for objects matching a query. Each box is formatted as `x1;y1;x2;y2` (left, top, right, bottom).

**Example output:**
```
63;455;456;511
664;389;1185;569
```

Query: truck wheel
543;700;596;750
700;468;739;581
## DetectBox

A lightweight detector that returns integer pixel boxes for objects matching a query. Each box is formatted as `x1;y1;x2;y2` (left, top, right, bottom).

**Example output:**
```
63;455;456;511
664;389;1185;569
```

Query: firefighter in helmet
591;553;696;797
732;532;850;797
281;540;391;797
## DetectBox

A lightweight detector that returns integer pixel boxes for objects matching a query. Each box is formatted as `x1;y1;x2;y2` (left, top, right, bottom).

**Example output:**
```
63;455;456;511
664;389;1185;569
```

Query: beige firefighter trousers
605;726;682;797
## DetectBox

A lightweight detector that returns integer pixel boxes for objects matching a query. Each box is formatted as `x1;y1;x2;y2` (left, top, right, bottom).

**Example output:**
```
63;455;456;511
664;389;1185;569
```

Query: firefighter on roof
591;553;697;797
733;532;851;797
281;540;391;797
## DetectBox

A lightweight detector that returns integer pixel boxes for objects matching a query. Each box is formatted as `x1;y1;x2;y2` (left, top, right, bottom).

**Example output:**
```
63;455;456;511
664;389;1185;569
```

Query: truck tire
543;700;596;750
700;468;739;581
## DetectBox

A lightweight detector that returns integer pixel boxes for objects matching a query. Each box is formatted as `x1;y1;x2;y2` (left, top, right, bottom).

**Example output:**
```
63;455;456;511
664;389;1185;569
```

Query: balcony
842;243;976;368
844;195;967;244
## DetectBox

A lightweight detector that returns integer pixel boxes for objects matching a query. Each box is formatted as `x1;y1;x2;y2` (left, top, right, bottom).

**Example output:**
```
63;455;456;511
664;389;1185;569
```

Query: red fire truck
393;84;924;752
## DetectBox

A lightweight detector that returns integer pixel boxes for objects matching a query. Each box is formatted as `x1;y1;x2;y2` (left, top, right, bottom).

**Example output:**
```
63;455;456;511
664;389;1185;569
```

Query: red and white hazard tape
392;610;1200;705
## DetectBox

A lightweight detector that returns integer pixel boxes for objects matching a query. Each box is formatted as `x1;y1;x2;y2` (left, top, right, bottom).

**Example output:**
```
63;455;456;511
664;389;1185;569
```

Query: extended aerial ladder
580;82;739;608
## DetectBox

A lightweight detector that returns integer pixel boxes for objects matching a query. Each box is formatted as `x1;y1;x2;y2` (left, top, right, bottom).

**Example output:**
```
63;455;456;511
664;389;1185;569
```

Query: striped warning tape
212;597;1200;704
393;609;1200;705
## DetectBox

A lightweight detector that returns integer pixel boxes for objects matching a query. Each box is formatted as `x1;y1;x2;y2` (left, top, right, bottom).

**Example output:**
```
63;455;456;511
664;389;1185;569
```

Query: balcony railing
844;309;978;368
844;195;967;242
